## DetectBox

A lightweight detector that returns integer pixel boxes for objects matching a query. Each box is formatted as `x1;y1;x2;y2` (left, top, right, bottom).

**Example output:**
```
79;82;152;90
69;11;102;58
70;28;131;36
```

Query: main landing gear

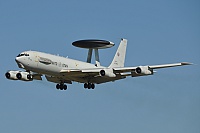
55;83;95;90
84;83;95;89
56;83;67;90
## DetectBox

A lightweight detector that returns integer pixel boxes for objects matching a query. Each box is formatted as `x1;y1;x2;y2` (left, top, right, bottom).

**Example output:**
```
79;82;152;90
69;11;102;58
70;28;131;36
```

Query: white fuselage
16;51;105;77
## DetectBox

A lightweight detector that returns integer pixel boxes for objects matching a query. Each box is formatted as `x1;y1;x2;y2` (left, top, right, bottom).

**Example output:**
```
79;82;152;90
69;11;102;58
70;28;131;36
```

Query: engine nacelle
16;72;33;81
5;71;20;80
135;66;153;75
100;69;116;78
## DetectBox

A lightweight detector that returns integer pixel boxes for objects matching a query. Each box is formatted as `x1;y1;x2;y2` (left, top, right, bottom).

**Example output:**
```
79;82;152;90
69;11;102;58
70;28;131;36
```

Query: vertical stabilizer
109;39;127;68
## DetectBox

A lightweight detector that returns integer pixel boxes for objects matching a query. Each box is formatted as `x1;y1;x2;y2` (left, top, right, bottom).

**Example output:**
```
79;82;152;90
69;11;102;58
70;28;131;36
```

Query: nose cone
15;57;25;68
15;57;20;63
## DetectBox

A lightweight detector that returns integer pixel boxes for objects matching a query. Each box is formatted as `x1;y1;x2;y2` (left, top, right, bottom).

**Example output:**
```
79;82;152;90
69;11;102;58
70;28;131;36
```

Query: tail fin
109;39;127;68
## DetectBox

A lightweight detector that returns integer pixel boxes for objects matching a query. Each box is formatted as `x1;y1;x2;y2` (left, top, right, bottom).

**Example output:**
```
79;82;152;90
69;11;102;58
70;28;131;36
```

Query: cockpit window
17;53;29;57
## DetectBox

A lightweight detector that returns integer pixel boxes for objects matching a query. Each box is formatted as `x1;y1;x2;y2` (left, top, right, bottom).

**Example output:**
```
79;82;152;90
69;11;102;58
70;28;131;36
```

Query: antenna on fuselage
72;39;114;67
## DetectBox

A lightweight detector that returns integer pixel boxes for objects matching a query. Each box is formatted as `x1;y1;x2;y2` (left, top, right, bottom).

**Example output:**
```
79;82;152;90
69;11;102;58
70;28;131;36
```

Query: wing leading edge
113;62;192;73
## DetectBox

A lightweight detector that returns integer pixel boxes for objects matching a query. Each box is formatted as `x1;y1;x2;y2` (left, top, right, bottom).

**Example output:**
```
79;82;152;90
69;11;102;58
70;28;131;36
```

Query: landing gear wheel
91;84;95;89
84;83;88;89
88;83;91;89
63;85;67;90
56;84;60;89
60;85;64;90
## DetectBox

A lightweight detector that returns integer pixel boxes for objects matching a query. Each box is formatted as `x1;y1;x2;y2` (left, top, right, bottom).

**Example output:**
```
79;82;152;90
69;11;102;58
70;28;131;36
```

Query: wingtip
121;38;127;41
181;62;193;65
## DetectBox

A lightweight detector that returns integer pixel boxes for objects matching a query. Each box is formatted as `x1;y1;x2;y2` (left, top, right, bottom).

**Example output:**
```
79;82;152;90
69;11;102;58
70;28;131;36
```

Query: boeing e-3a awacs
5;39;192;90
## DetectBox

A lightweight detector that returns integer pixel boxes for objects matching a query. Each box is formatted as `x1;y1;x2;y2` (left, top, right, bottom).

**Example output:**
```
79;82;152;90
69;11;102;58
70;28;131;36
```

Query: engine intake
5;71;33;81
5;71;19;80
16;72;33;81
100;70;106;76
135;66;153;75
100;69;116;78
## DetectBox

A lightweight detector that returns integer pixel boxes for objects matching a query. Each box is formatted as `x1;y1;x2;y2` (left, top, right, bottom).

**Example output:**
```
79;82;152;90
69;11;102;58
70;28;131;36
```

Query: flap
32;74;42;80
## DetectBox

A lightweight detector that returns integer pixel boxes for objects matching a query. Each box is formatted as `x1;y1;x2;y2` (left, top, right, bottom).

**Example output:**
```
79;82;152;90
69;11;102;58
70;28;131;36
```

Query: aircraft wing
113;62;192;73
60;68;125;84
57;62;192;84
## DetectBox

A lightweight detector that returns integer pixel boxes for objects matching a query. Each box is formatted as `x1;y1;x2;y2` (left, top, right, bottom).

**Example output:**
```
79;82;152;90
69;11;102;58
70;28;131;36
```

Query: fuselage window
17;54;24;57
17;53;29;57
52;62;57;66
62;64;68;68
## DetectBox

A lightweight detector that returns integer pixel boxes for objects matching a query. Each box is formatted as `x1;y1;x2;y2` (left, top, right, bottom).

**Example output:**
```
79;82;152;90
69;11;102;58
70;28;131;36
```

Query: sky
0;0;199;133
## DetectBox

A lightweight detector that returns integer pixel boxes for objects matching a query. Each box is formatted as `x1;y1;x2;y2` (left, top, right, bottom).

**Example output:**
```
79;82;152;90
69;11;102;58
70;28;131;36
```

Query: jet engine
5;71;33;81
100;69;116;78
5;71;19;80
16;72;33;81
135;66;153;75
